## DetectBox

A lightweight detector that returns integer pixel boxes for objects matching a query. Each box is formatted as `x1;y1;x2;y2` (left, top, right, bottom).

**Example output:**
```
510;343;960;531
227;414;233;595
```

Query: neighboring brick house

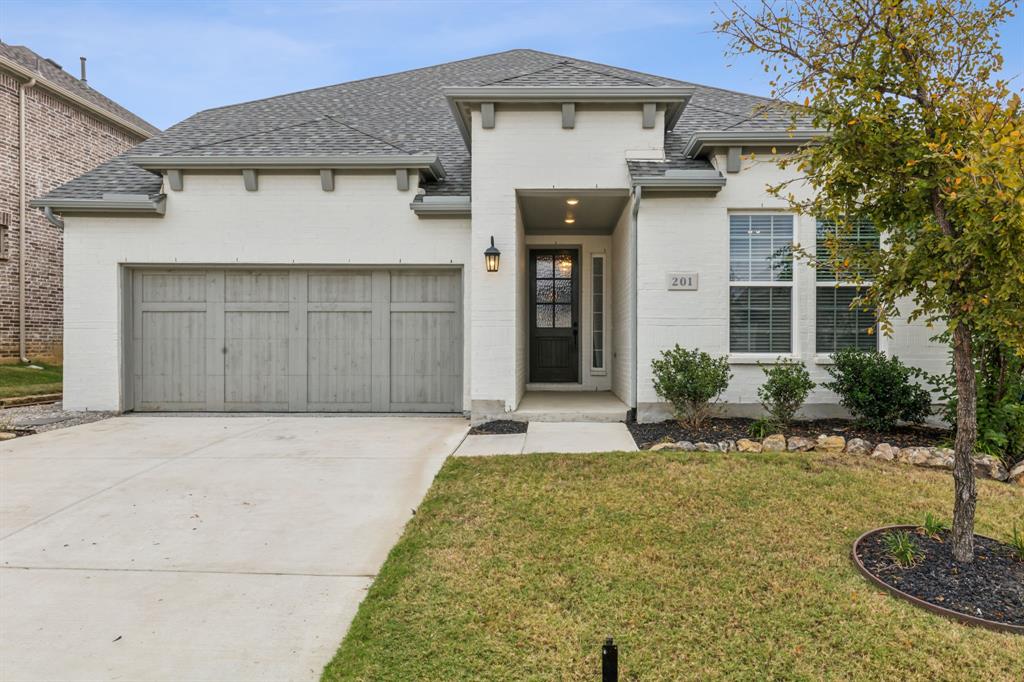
1;42;157;360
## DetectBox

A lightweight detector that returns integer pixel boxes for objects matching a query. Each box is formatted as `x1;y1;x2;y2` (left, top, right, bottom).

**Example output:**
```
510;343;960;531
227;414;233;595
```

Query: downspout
18;76;37;363
630;185;642;420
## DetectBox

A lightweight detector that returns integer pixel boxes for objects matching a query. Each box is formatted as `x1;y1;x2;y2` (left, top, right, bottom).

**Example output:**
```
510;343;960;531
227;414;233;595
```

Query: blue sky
2;0;1022;131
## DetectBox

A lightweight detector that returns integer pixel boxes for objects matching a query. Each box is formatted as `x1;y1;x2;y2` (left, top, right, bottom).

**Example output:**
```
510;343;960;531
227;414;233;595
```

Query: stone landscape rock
816;434;846;453
0;432;16;441
1008;461;1024;486
973;454;1009;481
897;446;932;466
736;438;762;453
845;438;872;456
871;443;899;461
922;447;954;469
640;429;1017;486
786;436;816;452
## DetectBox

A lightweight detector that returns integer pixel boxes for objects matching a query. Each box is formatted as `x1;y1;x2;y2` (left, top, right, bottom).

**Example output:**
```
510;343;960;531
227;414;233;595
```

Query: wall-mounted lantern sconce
484;236;501;272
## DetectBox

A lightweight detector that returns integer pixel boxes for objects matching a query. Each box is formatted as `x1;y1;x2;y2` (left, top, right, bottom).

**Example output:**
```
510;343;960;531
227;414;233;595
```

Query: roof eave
128;154;447;180
444;85;695;148
30;194;167;215
0;54;157;139
410;196;471;217
683;130;825;158
632;173;727;195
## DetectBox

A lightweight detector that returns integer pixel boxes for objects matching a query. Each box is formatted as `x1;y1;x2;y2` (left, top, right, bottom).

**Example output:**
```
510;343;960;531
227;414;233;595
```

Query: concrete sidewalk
0;415;467;682
454;421;638;456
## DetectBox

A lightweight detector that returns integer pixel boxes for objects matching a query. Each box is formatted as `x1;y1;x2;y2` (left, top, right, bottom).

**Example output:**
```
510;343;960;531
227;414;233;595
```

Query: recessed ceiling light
564;217;575;224
566;198;579;206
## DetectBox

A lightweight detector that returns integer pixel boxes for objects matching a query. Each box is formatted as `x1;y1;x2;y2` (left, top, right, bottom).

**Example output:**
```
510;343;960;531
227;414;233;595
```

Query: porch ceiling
517;189;629;235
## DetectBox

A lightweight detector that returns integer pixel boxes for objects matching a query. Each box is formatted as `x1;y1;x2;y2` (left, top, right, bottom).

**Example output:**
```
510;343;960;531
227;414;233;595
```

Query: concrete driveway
0;415;468;682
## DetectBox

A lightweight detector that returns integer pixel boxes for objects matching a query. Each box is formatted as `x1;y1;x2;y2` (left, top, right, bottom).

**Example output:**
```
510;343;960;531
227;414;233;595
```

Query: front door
529;249;579;382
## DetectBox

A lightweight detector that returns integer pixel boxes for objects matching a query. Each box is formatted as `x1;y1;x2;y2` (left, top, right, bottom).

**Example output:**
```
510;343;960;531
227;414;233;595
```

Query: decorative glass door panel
529;250;579;382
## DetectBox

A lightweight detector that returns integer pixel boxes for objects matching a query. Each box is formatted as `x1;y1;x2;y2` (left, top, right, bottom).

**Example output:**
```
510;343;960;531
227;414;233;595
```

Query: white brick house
34;49;948;421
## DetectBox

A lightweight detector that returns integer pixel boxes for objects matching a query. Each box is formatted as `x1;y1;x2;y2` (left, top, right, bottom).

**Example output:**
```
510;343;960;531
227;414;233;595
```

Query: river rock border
648;433;1024;486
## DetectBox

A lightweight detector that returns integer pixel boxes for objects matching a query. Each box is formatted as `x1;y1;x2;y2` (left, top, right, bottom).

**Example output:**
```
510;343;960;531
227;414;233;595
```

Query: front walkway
0;415;468;682
455;421;638;456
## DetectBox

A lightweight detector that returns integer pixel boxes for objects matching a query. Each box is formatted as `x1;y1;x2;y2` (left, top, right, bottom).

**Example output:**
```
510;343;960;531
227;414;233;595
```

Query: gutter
18;75;36;362
128;154;447;180
0;54;156;139
682;129;824;158
409;195;471;216
30;194;167;215
631;170;727;194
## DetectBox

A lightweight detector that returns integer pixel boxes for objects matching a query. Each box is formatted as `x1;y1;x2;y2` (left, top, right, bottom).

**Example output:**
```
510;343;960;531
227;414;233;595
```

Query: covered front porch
506;187;635;421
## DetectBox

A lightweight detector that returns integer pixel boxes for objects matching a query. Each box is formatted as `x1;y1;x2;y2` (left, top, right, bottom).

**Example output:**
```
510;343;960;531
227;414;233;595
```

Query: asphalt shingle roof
39;49;805;203
0;42;159;137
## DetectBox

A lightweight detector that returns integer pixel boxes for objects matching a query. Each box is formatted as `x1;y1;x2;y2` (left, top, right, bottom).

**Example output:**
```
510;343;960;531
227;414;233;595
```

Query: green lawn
0;362;62;399
324;451;1024;681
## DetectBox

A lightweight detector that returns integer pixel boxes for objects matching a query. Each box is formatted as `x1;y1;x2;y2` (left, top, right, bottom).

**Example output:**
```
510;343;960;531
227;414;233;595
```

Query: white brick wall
63;115;949;419
470;103;663;411
635;152;949;421
63;171;471;411
610;198;634;405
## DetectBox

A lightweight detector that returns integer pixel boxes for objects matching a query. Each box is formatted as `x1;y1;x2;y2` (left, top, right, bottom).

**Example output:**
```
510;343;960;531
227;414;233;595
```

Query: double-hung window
729;214;794;353
815;218;880;353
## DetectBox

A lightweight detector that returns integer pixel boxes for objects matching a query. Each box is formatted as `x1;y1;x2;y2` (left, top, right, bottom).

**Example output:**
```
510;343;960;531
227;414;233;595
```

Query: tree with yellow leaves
717;0;1024;562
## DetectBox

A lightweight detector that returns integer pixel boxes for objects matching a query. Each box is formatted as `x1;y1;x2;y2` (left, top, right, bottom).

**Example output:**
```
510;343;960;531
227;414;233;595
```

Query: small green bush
921;512;947;538
748;417;775;439
927;338;1024;468
757;359;815;427
823;349;932;430
882;530;921;567
651;346;731;429
1012;524;1024;563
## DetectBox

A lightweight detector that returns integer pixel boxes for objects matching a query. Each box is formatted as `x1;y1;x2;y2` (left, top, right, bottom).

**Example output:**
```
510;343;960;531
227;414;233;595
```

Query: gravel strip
0;402;115;435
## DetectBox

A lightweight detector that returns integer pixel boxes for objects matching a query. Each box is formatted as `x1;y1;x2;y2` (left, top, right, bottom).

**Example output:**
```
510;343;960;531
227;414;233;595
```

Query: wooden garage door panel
139;272;208;303
307;311;373;407
139;311;207;407
390;311;460;410
131;268;461;413
225;271;290;303
224;311;290;408
308;272;373;303
391;270;459;303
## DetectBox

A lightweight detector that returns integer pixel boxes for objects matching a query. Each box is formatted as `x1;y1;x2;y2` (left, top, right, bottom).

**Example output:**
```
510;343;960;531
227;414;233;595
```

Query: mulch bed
855;527;1024;629
628;417;950;449
469;420;528;435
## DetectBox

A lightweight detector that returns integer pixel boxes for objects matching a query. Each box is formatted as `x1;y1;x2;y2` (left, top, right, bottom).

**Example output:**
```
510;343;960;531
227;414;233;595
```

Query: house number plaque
666;272;699;290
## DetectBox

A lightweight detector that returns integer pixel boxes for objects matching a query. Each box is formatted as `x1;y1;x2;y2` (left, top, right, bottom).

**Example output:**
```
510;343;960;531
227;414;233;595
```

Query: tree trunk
950;322;978;563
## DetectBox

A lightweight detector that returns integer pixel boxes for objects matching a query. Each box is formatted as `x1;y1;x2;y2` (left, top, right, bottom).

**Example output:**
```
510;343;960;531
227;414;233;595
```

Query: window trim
590;253;607;374
727;212;797;357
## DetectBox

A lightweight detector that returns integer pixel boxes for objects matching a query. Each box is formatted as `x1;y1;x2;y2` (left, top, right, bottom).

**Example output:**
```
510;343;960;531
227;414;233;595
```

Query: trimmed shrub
651;346;731;428
823;349;931;430
758;359;815;427
928;339;1024;468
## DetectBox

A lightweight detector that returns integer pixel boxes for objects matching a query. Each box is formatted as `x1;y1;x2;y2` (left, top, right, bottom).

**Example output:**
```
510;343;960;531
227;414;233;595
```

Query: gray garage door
128;268;462;412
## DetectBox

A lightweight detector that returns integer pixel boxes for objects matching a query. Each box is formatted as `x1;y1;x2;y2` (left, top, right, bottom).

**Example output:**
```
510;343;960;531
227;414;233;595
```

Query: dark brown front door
529;249;579;382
